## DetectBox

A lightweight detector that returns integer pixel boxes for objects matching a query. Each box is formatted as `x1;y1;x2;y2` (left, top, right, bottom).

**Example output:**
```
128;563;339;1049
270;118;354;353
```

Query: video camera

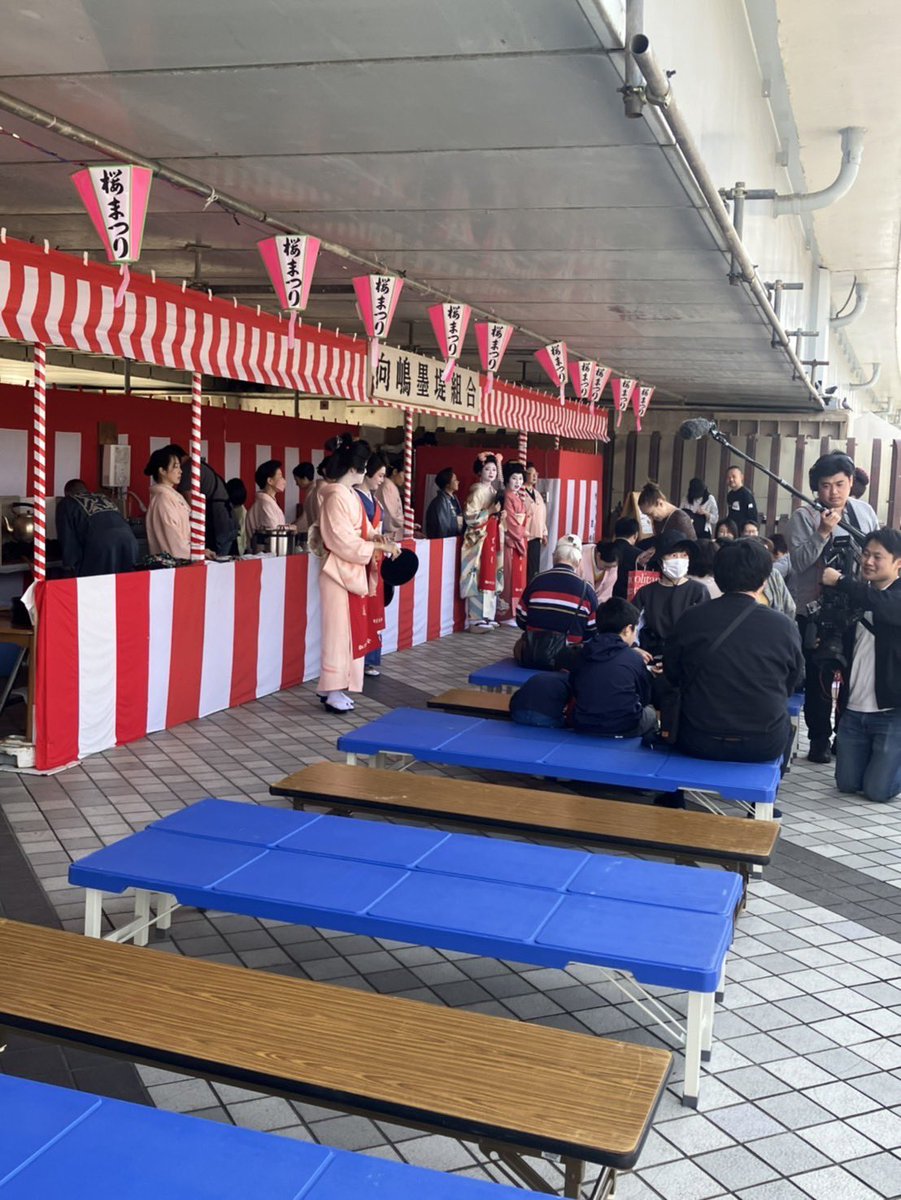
804;534;864;672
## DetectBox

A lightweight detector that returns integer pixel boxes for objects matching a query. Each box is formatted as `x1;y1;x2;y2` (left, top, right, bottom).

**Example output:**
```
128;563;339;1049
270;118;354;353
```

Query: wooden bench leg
562;1156;585;1198
84;888;103;938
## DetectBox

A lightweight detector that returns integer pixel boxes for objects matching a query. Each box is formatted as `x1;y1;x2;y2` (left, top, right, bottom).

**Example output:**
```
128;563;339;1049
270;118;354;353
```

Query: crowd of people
52;439;899;806
510;452;900;807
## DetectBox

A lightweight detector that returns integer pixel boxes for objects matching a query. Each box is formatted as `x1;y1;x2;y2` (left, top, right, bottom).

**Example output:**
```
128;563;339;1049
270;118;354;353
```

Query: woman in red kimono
500;461;529;622
316;438;399;713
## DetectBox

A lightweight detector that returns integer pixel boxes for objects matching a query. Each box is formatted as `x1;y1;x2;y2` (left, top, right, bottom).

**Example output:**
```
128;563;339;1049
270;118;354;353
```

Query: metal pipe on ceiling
629;34;824;410
850;362;881;390
830;282;869;329
0;87;570;364
773;127;865;216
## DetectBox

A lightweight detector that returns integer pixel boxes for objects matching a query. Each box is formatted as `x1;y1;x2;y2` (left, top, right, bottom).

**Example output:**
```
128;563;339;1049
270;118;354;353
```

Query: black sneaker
807;739;831;764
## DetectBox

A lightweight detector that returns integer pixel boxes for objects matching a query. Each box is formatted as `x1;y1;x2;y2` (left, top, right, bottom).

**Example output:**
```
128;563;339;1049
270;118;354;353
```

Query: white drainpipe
773;127;866;216
830;282;869;329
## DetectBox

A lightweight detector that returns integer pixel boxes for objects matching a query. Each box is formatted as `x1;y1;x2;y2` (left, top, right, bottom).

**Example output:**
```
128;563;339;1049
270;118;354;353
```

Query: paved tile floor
2;624;901;1199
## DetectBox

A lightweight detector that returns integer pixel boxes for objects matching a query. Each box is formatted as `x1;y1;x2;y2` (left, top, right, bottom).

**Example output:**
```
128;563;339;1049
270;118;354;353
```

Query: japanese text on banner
371;344;481;418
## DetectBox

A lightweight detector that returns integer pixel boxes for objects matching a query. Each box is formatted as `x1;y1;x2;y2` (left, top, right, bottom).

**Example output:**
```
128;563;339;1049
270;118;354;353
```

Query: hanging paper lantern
633;384;655;432
353;274;405;372
568;359;598;402
257;234;321;348
474;321;513;395
71;164;152;307
534;341;568;404
611;377;637;427
590;364;613;408
429;302;472;383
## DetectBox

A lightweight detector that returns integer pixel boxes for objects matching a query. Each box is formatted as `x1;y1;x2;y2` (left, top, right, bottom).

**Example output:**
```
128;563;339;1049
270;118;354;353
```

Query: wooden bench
429;688;513;718
0;918;671;1197
270;762;779;903
0;1074;550;1200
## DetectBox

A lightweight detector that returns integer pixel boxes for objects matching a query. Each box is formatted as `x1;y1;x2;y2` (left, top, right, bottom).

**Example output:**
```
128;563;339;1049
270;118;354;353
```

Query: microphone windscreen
678;418;714;440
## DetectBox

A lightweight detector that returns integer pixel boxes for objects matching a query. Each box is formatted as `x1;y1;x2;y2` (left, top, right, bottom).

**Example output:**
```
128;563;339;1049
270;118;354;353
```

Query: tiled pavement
2;626;901;1199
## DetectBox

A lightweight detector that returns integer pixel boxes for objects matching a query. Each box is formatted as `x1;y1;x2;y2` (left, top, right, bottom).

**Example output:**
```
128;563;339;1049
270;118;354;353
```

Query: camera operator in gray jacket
788;453;878;762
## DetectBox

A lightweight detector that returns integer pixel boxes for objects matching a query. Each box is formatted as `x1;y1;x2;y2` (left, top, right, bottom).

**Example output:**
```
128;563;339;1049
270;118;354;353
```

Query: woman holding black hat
315;437;400;713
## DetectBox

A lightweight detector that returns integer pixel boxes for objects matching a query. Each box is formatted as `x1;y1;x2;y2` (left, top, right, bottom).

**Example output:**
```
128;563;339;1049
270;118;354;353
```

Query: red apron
352;495;384;658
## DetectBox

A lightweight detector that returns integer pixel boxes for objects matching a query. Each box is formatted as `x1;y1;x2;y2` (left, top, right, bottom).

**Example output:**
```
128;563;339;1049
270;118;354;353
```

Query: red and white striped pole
402;407;415;539
189;372;206;560
517;431;528;464
32;342;47;583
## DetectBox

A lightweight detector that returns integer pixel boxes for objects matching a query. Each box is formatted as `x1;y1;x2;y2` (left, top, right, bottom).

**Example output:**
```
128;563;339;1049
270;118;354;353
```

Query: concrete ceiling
773;0;901;417
0;0;843;410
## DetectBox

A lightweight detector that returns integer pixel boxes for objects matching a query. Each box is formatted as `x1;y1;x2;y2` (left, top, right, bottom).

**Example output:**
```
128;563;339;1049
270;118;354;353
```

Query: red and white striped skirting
33;538;463;771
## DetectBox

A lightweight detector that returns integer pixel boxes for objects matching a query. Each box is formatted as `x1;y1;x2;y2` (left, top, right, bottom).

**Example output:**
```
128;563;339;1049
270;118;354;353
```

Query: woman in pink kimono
316;438;399;713
501;461;529;622
143;447;191;560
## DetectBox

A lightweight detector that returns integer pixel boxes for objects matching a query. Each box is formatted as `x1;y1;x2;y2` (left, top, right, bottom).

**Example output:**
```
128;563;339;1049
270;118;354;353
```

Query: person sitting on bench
513;534;598;669
568;597;658;739
664;538;804;768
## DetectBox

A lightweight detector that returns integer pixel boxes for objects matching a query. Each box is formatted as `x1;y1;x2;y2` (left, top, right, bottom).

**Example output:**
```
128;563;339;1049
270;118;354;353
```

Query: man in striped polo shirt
514;535;598;669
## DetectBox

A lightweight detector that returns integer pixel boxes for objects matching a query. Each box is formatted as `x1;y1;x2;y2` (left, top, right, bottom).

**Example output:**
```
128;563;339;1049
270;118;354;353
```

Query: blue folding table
338;708;781;818
0;1075;543;1198
469;657;542;691
69;799;742;1106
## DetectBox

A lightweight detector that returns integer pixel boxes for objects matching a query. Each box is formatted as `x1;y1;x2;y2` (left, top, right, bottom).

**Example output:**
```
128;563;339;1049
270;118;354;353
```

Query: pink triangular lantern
475;321;514;395
569;359;598;402
534;341;568;404
353;274;404;372
429;302;472;383
257;234;321;348
72;164;152;307
611;377;637;427
633;384;655;432
590;364;613;408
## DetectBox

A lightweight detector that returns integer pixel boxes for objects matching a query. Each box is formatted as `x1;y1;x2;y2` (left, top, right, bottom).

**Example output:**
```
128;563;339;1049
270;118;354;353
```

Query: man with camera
788;453;878;762
822;528;901;803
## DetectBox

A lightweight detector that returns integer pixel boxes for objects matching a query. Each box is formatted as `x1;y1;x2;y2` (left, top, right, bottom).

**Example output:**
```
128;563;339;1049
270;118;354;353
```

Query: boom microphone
677;418;717;441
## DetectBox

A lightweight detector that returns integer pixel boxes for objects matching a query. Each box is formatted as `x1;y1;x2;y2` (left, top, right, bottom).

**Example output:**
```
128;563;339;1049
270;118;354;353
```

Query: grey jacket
787;497;878;611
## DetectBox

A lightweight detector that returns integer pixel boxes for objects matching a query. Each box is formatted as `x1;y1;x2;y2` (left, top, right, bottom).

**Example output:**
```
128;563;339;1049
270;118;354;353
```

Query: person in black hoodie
569;598;658;738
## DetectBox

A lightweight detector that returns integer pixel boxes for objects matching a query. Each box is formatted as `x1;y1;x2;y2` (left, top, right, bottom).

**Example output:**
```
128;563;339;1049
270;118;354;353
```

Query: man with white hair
513;534;598;669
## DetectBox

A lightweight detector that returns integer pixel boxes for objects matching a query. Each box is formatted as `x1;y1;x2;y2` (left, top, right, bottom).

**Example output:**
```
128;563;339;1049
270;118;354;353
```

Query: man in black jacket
56;480;138;577
823;527;901;803
424;467;463;539
664;539;804;765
